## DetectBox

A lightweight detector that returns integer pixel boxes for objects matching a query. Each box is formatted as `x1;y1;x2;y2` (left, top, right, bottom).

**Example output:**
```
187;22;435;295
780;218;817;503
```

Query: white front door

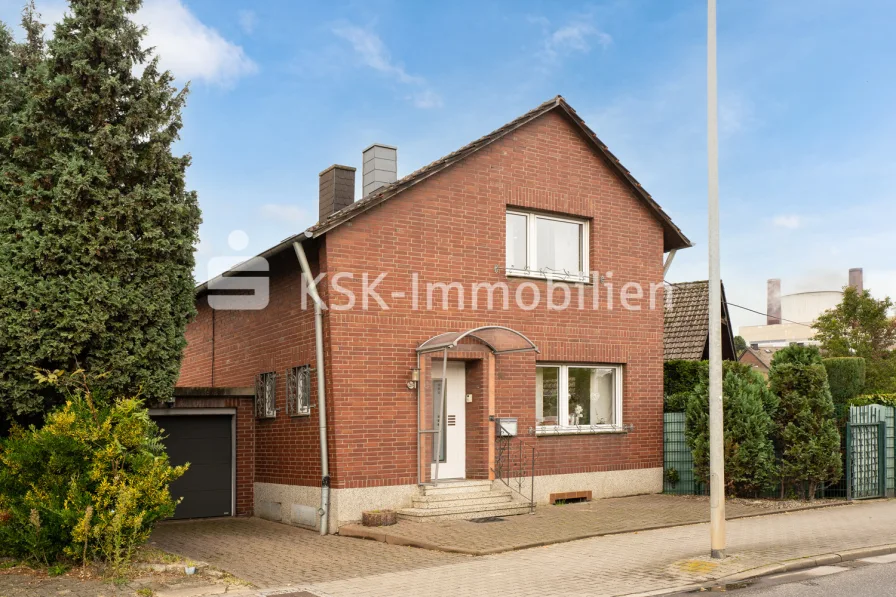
431;361;466;480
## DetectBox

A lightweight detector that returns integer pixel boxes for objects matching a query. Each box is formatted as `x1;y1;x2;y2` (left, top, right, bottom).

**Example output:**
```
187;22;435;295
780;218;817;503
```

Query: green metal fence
846;405;892;500
662;412;701;495
662;405;896;500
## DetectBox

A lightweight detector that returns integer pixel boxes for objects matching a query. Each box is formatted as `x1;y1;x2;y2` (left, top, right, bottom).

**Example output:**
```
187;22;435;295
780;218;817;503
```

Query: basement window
506;210;590;282
255;372;277;419
536;364;623;434
286;365;312;416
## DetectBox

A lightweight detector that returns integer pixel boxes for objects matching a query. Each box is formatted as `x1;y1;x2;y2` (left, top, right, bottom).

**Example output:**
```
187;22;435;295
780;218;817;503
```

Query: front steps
397;480;533;522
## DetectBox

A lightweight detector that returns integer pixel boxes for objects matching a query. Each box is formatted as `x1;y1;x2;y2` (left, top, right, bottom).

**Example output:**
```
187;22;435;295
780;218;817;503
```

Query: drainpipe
293;241;330;536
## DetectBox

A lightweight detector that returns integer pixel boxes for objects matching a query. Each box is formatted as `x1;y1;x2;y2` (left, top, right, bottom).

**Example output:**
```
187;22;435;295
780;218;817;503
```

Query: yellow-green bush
0;371;186;572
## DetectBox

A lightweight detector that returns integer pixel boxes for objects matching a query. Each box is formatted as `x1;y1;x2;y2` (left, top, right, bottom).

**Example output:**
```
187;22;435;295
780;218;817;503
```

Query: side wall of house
322;110;667;521
177;245;329;524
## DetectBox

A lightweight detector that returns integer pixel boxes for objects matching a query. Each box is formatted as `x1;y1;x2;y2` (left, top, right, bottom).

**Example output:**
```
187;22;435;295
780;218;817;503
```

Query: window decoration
255;372;277;419
286;365;312;416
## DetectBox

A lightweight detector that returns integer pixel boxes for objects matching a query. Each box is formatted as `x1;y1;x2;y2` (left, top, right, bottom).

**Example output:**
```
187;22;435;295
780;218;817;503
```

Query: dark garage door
152;415;233;519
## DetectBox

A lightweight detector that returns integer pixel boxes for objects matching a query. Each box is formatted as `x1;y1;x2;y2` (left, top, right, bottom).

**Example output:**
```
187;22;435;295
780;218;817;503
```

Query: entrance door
431;361;466;480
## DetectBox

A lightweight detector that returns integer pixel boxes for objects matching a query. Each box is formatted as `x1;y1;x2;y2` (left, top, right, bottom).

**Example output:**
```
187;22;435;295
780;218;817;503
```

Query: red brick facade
177;105;675;514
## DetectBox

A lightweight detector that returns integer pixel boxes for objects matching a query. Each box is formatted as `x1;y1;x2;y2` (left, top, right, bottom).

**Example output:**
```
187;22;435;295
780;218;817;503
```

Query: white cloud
260;204;309;224
332;24;442;109
772;215;802;229
410;89;444;109
139;0;257;86
237;9;257;35
535;18;612;63
20;0;256;87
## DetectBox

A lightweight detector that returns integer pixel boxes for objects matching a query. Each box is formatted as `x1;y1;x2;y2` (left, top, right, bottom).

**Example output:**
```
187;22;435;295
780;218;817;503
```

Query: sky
2;0;895;332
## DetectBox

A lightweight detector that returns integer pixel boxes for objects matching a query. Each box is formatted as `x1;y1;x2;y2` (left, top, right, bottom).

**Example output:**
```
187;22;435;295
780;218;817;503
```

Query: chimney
319;164;356;220
362;143;397;196
849;268;864;293
767;278;782;325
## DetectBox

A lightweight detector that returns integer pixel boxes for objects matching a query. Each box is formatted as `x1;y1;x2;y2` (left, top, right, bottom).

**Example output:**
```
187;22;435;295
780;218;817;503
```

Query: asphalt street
689;556;896;596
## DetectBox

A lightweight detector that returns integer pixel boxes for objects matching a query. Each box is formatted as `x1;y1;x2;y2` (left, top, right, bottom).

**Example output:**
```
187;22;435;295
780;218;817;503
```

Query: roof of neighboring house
739;346;784;371
197;96;692;295
664;280;737;361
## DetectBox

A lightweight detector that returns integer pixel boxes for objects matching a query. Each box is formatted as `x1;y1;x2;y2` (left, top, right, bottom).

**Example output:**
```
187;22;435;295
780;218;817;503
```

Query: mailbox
495;417;518;437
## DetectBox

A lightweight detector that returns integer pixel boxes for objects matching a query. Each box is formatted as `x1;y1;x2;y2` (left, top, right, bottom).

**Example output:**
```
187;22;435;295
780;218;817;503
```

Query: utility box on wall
495;417;518;437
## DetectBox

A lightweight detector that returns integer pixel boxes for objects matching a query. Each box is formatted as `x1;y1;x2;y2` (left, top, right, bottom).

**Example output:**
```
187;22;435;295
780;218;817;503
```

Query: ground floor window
535;364;622;434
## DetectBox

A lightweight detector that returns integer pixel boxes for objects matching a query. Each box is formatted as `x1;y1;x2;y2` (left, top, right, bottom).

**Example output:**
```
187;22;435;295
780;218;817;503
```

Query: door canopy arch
417;326;539;355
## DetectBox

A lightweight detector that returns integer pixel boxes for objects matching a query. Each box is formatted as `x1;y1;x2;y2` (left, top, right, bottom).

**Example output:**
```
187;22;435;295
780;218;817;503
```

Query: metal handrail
492;435;536;512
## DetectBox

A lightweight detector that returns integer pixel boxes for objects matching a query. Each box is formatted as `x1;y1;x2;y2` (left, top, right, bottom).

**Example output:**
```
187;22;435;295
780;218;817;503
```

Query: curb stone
626;543;896;597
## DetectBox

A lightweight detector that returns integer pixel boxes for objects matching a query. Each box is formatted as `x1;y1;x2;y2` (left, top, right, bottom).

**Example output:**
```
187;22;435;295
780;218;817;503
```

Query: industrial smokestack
849;268;864;294
767;278;782;325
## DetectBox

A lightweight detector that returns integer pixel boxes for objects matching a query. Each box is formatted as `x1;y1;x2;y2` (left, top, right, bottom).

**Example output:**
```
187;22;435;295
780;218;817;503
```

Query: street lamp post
707;0;726;559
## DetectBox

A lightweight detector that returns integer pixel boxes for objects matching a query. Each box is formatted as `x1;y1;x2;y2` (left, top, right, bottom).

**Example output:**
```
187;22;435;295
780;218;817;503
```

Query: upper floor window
506;210;589;282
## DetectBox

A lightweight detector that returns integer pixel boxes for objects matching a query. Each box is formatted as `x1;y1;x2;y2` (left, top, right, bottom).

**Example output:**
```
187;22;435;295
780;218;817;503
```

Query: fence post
880;420;887;498
846;422;852;501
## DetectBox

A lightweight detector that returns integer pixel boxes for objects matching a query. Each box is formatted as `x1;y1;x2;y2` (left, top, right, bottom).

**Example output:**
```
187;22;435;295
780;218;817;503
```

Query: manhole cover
469;516;505;523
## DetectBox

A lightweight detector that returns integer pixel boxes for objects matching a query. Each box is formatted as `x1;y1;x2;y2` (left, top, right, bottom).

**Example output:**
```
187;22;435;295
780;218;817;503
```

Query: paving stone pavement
150;517;465;588
340;494;845;554
304;499;896;597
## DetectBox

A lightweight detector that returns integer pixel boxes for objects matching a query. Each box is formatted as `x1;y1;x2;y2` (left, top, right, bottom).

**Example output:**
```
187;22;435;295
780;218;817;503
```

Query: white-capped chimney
362;143;397;196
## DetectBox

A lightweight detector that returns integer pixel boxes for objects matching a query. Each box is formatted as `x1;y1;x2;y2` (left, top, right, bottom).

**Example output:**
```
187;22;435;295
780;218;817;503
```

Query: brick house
159;96;692;531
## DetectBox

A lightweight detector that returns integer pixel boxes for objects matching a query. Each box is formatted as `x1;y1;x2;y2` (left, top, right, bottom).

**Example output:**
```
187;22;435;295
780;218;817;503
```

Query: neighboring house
664;280;737;362
159;96;692;532
739;346;784;377
738;269;862;348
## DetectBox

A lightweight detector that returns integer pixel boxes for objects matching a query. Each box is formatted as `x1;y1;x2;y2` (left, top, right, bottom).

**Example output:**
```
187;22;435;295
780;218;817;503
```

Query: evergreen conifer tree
686;365;778;496
769;344;842;500
0;0;201;425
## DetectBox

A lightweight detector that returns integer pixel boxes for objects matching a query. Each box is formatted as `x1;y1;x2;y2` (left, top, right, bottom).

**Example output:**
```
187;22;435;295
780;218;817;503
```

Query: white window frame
506;210;590;283
535;363;624;435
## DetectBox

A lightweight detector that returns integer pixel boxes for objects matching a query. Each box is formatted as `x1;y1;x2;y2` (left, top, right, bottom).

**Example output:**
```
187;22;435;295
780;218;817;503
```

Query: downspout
292;241;330;536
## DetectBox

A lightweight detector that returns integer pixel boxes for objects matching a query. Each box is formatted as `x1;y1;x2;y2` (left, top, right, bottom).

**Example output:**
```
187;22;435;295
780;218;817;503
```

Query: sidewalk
144;497;896;597
339;494;845;555
304;499;896;597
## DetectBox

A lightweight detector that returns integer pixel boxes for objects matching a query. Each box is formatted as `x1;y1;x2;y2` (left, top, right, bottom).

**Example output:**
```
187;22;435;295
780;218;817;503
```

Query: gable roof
664;280;737;361
740;346;784;371
306;96;691;252
197;96;691;294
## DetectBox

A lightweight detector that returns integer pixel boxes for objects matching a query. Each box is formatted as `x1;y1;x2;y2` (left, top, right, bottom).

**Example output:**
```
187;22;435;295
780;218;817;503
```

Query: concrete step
397;500;532;522
412;492;513;509
419;480;494;495
414;488;512;504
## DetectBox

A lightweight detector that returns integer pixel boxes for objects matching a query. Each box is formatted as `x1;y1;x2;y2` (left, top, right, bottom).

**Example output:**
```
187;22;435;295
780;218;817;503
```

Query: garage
151;413;234;519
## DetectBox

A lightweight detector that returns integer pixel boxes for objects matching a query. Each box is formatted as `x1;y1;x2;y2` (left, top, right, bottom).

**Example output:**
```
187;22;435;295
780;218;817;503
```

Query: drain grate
469;516;505;523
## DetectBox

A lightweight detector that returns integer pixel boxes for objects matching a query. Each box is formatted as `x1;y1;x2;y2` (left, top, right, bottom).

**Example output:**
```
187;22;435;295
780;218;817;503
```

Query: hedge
664;360;753;412
848;393;896;408
823;357;866;404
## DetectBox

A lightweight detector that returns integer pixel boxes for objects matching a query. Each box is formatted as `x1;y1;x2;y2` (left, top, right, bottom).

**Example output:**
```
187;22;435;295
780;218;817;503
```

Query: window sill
505;270;592;285
535;425;628;436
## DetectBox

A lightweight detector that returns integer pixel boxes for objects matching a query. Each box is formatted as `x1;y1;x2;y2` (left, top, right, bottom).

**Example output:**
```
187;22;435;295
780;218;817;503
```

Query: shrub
848;393;896;408
823;357;866;404
664;360;764;412
0;371;186;572
685;366;778;496
769;346;842;500
664;360;705;397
